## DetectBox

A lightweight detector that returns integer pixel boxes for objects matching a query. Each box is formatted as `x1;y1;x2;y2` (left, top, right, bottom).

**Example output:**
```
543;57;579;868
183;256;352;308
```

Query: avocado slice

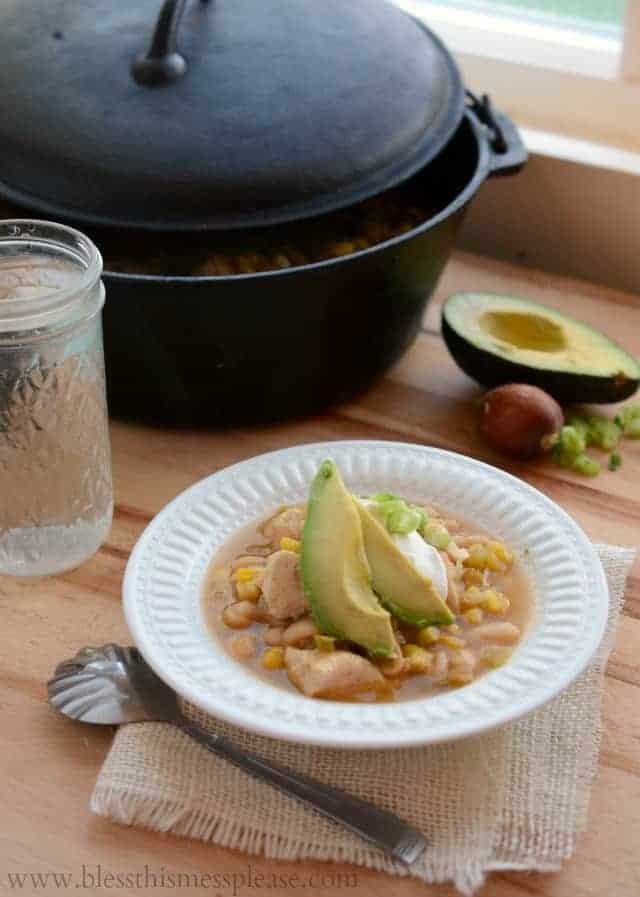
442;293;640;404
301;460;399;657
356;501;455;627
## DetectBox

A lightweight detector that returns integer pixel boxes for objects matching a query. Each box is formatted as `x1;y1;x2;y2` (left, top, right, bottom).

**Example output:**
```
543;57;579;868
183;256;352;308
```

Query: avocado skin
442;316;639;405
378;595;453;629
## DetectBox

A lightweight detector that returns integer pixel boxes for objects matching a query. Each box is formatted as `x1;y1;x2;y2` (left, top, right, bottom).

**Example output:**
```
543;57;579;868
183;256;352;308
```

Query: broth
201;504;533;703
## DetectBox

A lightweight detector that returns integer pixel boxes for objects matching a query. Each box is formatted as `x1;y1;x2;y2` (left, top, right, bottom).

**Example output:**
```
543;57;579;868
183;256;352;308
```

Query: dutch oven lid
0;0;464;231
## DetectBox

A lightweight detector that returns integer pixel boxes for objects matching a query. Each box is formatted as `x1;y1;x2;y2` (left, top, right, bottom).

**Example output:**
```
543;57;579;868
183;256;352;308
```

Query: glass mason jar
0;220;112;576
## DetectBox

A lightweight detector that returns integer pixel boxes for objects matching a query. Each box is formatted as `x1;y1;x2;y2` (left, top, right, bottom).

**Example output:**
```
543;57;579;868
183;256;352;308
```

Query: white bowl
123;441;608;749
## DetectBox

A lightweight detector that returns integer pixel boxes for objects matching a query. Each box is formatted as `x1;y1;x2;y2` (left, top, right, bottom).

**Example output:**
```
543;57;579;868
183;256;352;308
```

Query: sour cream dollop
358;499;448;600
389;530;448;601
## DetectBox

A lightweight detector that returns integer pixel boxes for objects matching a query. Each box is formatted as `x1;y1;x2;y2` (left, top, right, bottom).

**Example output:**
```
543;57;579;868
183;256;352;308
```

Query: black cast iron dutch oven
0;0;527;426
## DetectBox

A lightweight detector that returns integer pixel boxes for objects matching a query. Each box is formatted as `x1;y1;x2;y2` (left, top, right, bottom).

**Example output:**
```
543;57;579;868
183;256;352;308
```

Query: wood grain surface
1;251;638;897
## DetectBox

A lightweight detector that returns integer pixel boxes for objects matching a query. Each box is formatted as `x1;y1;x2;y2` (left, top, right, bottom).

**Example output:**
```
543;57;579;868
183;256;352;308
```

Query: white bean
264;626;285;646
432;650;449;683
449;648;476;674
474;622;520;643
228;634;258;660
455;535;492;548
221;601;257;630
282;618;318;645
230;555;268;570
446;541;469;563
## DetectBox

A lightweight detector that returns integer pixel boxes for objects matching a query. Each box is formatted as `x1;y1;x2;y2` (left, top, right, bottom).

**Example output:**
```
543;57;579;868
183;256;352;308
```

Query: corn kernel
464;545;489;569
488;541;513;565
235;581;261;603
232;566;261;582
441;634;466;649
280;537;301;553
461;586;485;609
446;623;461;634
447;671;473;687
314;634;336;652
485;552;504;572
402;644;432;674
408;654;432;675
463;568;484;587
483;591;510;615
332;241;356;257
481;646;512;669
417;626;440;647
464;607;484;625
261;646;285;670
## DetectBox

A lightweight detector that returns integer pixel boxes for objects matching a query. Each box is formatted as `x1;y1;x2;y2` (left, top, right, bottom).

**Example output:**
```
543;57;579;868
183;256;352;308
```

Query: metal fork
48;644;427;864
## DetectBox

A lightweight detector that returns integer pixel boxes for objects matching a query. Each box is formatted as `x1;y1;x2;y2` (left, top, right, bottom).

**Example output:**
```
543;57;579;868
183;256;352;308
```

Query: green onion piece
422;525;451;549
571;454;600;477
375;499;406;515
615;402;640;431
608;452;622;471
552;425;586;466
585;414;621;450
565;413;592;446
415;508;429;534
624;418;640;439
370;491;399;503
386;507;422;534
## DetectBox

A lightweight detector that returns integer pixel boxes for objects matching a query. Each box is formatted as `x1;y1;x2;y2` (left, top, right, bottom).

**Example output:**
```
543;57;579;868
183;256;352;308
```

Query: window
395;1;640;149
433;2;626;31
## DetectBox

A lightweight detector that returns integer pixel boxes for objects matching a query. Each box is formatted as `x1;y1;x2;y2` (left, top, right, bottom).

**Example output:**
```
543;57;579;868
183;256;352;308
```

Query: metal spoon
48;644;427;864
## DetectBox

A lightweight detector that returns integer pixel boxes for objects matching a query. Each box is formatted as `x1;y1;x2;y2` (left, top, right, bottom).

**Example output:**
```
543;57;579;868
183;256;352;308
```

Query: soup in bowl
202;460;531;702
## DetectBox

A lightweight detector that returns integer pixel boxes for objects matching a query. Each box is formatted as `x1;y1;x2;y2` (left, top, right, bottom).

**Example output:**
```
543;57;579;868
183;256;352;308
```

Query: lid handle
132;0;210;87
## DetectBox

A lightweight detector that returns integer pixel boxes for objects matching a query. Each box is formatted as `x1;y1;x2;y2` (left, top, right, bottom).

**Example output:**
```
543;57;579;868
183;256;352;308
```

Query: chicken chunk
284;648;384;698
262;507;305;543
260;549;309;620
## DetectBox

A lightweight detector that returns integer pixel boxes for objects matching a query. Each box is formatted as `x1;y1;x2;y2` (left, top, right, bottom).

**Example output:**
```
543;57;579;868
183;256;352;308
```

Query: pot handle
132;0;211;87
466;91;528;177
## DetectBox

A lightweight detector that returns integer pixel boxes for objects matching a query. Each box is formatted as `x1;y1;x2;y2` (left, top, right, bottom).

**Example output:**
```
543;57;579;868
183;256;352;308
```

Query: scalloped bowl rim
123;441;608;749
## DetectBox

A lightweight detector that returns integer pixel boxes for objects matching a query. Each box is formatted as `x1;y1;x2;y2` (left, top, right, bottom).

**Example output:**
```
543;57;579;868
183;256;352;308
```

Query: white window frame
395;1;640;152
622;1;640;81
392;2;640;294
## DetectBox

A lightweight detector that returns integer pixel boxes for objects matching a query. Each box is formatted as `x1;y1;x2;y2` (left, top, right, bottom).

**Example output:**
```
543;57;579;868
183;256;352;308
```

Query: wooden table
1;251;638;897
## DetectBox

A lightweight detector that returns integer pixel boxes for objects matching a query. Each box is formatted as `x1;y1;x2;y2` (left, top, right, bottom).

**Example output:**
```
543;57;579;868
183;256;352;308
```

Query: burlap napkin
92;545;635;895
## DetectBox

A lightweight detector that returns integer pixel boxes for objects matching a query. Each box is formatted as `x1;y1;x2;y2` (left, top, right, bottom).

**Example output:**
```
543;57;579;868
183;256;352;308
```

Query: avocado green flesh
443;293;639;404
301;460;399;658
356;502;455;627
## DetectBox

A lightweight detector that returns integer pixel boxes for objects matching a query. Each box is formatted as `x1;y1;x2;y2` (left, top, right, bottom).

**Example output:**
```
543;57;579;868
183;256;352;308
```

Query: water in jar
0;229;112;576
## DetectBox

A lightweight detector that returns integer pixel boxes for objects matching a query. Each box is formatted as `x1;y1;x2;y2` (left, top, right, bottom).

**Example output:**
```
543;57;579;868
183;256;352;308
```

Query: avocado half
442;293;640;404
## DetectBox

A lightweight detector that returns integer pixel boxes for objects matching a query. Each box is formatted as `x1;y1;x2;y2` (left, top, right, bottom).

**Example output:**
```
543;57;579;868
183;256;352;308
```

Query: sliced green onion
615;403;640;432
422;525;451;549
415;508;429;534
386;507;423;534
624;418;640;438
565;413;591;446
370;491;399;503
571;454;600;477
585;414;621;450
608;452;622;471
375;499;407;515
552;425;586;466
